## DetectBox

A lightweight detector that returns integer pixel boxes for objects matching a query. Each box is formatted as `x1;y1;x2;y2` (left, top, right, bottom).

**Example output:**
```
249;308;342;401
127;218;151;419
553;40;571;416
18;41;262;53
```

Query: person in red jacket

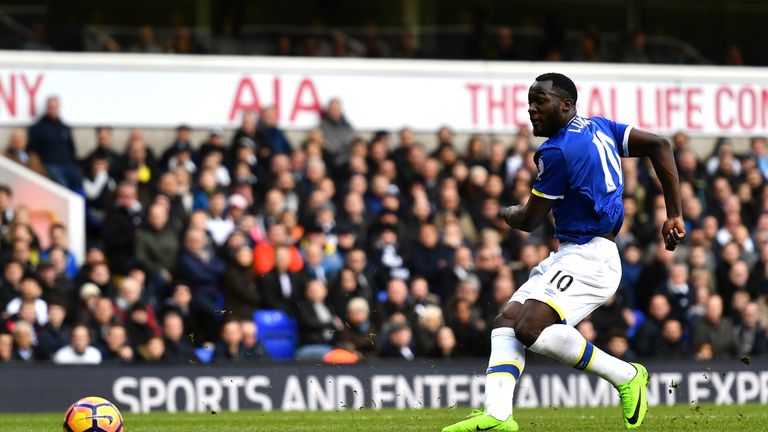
253;223;303;276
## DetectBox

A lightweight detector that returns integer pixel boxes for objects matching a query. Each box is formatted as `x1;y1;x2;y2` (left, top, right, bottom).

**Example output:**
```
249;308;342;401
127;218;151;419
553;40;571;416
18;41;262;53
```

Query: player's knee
493;310;517;329
493;302;521;329
513;321;542;347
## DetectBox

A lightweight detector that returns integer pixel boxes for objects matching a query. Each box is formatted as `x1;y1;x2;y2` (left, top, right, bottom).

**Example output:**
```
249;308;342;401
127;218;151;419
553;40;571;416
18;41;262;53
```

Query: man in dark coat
27;96;82;191
260;246;305;316
102;182;144;276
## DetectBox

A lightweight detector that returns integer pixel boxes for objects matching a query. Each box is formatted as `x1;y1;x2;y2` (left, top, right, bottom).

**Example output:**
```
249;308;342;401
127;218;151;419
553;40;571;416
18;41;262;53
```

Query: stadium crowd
0;95;767;365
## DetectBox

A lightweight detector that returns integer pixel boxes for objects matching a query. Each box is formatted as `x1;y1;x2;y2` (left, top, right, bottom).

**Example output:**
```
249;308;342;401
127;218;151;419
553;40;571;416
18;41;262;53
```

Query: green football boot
441;410;519;432
616;363;649;430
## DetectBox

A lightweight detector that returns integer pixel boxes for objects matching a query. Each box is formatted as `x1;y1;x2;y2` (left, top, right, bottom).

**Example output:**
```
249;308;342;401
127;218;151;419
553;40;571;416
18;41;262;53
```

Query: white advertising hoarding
0;51;767;135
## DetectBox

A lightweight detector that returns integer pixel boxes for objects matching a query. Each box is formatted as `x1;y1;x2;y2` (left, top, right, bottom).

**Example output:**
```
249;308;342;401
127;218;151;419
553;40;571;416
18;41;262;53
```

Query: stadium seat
253;310;298;360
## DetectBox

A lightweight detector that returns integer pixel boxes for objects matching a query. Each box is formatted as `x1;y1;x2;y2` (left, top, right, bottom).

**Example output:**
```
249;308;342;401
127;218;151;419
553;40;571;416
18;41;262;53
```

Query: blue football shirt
532;115;632;244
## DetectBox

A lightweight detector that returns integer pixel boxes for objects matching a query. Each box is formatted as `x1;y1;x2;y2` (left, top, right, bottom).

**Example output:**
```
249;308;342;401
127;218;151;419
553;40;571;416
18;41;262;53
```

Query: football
63;396;124;432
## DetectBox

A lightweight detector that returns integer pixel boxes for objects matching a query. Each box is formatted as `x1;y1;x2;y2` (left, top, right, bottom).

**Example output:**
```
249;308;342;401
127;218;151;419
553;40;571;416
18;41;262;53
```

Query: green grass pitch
1;404;764;431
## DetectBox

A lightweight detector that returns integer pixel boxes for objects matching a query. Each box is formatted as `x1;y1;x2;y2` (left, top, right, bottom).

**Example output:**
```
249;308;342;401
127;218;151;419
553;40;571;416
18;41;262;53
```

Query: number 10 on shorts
548;270;574;291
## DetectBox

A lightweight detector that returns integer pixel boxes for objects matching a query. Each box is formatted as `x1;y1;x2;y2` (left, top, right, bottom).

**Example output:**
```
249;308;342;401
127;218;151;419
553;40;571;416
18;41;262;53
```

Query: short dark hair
535;72;578;104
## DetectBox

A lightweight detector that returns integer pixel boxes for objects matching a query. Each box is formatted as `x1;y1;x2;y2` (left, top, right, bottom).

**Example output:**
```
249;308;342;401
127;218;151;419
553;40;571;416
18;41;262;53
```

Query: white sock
528;324;636;386
485;328;525;421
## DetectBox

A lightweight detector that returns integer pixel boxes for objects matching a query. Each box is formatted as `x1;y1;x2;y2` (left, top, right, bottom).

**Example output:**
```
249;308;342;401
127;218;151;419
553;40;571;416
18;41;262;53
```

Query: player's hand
662;216;686;251
502;205;522;228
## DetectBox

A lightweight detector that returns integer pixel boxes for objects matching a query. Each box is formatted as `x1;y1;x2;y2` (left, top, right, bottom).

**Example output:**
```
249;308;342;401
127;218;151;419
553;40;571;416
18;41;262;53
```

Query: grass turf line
1;404;764;431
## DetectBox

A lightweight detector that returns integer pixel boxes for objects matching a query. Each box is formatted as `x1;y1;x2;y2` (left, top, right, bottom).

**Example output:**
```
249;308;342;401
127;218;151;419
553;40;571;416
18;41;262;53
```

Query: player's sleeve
594;116;633;158
531;147;567;200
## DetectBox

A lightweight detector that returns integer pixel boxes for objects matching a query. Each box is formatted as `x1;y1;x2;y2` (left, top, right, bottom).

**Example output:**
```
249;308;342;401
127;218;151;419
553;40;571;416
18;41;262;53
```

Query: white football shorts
509;236;621;326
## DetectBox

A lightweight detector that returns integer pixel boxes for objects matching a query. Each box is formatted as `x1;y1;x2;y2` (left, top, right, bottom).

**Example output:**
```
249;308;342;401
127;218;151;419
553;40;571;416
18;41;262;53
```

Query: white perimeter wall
0;155;85;264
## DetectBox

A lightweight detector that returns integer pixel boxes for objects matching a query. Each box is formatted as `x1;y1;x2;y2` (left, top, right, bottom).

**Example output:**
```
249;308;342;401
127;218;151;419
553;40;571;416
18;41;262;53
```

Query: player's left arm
625;128;685;251
502;194;555;232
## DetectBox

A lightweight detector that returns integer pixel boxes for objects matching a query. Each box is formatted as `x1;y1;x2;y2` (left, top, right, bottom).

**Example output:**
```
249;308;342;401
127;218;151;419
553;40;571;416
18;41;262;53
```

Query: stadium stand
0;95;767;365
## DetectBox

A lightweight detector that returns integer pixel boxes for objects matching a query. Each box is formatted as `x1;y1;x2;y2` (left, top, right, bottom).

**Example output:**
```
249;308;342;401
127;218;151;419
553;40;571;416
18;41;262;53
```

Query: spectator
39;252;74;310
380;278;416;325
735;302;767;356
623;31;649;63
448;297;488;357
38;300;69;357
411;276;440;314
231;111;265;162
165;26;206;54
657;263;692;322
604;333;635;361
619;244;643;308
319;98;354;167
161;311;194;362
691;295;738;358
0;185;13;237
114;277;161;346
88;296;119;347
135;203;179;286
437;246;475;302
103;182;144;275
206;191;235;247
53;324;102;364
260;245;304;315
484;275;516;328
83;154;117;237
379;320;415;360
5;276;48;326
258;106;292;156
240;320;267;359
369;224;410;291
41;224;78;279
116;131;158;199
303;240;338;286
84;126;120;170
27;96;82;191
100;324;134;363
0;260;24;312
336;297;376;359
131;26;163;53
10;320;46;361
0;332;12;362
156;171;191;229
222;245;260;320
296;279;339;359
576;319;597;342
137;336;166;362
414;304;444;357
432;326;458;359
409;224;453;289
253;222;304;276
163;283;212;346
215;319;264;361
3;128;46;175
198;129;230;167
656;319;689;358
633;294;671;357
175;228;226;314
488;26;519;60
162;126;196;175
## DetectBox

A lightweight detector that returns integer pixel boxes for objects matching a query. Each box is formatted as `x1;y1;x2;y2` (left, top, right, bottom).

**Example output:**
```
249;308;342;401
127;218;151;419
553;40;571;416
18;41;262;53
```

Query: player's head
528;72;578;137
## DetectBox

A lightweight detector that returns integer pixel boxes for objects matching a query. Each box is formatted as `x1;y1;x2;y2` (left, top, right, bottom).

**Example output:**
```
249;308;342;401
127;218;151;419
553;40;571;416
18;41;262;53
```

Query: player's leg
515;299;637;386
516;301;647;429
485;302;525;421
518;238;649;429
442;302;523;432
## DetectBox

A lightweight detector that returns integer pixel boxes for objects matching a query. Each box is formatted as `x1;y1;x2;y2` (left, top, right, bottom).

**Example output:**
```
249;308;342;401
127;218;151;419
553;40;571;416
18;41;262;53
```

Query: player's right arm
625;128;685;251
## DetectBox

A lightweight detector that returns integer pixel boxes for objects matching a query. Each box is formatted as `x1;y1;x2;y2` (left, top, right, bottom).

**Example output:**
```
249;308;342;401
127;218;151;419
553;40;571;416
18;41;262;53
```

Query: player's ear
561;98;573;113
